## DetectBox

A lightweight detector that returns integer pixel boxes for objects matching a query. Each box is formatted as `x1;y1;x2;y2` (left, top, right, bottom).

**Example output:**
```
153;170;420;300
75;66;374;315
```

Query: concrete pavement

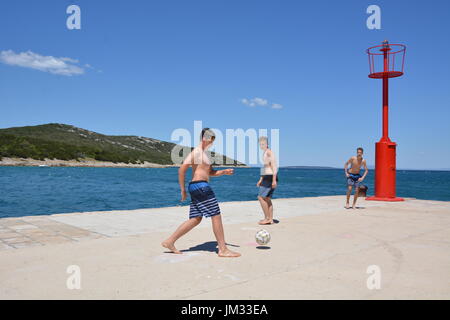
0;196;449;299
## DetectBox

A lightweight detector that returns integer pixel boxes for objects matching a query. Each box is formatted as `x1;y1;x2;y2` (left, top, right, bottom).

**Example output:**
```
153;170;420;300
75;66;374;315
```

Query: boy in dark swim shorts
344;147;369;209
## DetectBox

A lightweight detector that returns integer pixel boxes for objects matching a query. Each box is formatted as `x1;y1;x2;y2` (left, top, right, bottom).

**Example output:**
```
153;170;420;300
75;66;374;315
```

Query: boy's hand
223;169;234;175
272;181;277;188
358;177;363;182
256;180;261;187
180;190;187;201
345;172;349;178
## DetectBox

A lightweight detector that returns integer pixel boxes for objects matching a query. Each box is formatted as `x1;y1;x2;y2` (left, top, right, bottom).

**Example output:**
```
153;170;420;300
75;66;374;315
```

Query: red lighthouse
366;40;406;202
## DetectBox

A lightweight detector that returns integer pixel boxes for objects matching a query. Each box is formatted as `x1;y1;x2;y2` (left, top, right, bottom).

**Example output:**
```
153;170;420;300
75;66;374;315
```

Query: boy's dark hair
201;128;215;141
357;147;364;153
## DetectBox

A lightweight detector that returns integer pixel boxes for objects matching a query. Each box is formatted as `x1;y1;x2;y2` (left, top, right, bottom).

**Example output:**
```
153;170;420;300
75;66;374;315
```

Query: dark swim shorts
258;175;278;198
258;186;275;198
188;181;221;219
347;172;362;188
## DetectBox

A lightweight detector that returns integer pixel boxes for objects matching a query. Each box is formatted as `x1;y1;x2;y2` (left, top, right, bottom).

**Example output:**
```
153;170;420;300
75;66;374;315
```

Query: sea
0;166;449;218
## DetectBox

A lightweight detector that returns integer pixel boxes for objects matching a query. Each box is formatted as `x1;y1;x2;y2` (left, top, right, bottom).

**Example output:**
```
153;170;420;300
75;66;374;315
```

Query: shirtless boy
344;147;369;209
256;136;278;225
162;128;241;258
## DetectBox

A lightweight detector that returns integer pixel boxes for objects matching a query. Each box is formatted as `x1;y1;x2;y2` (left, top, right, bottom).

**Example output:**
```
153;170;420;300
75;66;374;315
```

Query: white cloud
241;98;250;105
252;97;268;106
241;97;283;110
271;103;283;109
0;50;86;76
241;97;268;107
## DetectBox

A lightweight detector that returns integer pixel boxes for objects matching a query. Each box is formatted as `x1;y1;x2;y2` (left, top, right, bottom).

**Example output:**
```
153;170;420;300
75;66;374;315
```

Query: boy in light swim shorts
256;136;278;225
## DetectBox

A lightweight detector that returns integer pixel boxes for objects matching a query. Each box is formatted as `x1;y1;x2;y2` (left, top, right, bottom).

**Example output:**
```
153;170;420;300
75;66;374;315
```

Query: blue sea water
0;166;449;218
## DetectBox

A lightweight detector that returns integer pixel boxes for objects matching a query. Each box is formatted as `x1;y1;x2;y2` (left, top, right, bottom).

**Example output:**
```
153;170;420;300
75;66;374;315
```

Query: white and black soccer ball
255;229;271;245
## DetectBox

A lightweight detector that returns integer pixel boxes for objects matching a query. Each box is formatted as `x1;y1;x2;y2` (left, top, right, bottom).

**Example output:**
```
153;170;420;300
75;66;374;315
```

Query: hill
0;123;244;166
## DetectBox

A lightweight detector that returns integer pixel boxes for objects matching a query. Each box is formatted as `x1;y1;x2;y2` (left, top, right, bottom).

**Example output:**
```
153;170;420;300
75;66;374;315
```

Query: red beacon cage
366;40;406;202
367;41;406;79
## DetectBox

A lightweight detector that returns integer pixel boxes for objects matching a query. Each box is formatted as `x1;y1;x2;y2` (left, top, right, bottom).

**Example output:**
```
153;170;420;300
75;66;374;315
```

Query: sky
0;0;449;169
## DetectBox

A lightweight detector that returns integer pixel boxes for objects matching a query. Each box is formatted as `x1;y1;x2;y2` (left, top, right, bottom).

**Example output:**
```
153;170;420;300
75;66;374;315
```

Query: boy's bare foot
218;249;241;258
258;219;273;225
352;205;356;209
345;204;350;209
161;240;182;254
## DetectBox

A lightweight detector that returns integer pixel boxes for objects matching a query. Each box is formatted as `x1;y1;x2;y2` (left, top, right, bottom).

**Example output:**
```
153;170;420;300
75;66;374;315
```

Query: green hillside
0;123;244;166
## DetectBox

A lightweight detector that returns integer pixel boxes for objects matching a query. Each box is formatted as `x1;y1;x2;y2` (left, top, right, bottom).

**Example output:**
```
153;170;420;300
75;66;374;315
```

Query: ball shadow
256;246;271;250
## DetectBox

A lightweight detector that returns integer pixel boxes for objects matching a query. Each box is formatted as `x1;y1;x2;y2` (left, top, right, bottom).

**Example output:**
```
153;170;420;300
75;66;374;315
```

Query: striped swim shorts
188;180;221;219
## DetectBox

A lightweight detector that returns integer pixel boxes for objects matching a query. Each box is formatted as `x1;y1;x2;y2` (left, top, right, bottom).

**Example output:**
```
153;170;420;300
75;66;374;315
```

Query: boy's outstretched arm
209;166;234;177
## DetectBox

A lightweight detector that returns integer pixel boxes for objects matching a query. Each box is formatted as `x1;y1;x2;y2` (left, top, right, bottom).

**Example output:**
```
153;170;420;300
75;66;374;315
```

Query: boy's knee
192;217;202;224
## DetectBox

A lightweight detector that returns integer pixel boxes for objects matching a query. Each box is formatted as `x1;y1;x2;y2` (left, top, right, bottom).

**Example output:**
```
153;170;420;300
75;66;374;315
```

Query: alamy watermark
66;265;81;290
366;5;381;30
170;120;280;168
366;265;381;290
66;5;81;30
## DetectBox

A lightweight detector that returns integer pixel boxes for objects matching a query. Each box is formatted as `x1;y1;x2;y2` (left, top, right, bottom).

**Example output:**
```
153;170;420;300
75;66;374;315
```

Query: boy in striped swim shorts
161;128;241;258
188;180;221;219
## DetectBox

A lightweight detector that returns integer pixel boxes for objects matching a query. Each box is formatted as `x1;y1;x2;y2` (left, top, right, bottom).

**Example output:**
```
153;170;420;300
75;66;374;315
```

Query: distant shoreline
0;158;447;171
0;157;249;168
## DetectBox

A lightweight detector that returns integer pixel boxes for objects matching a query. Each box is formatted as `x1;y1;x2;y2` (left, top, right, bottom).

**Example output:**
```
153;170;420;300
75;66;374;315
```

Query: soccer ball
255;229;271;245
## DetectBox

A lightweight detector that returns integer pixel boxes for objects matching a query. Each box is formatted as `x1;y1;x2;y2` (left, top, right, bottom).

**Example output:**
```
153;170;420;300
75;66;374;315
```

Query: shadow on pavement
181;241;240;253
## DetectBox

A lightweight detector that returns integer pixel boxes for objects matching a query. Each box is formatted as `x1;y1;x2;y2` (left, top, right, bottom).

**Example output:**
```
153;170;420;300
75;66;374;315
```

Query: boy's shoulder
183;147;201;164
190;147;210;164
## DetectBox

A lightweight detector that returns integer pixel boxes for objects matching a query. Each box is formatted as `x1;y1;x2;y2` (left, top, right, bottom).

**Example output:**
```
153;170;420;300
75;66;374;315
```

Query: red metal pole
382;49;389;140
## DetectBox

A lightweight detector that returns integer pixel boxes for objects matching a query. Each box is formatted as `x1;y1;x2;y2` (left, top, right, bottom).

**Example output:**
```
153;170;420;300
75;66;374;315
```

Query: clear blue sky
1;0;449;169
